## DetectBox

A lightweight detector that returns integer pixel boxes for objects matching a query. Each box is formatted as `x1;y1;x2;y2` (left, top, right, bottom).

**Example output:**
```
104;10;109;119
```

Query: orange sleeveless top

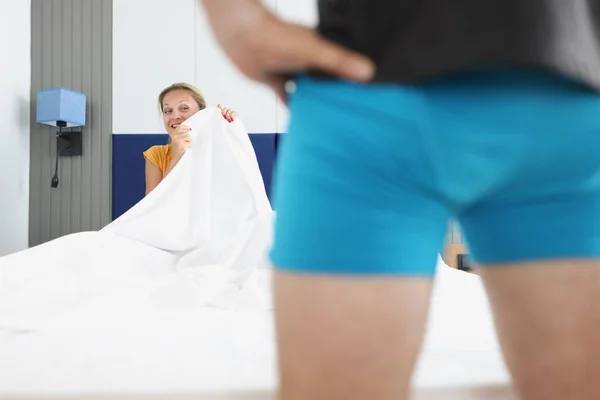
143;144;172;175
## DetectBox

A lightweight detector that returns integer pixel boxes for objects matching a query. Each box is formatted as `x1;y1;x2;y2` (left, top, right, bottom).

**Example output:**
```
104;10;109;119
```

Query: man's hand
201;0;375;101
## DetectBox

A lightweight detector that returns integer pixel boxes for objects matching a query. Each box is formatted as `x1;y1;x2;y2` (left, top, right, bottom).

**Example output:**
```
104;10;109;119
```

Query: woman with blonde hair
143;82;237;194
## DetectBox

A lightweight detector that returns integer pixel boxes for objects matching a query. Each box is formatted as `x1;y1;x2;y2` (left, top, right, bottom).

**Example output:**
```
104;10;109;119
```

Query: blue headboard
112;133;280;220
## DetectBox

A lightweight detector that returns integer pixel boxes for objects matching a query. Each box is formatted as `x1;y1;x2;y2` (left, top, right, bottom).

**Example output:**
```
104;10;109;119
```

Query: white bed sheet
0;260;513;399
0;109;514;399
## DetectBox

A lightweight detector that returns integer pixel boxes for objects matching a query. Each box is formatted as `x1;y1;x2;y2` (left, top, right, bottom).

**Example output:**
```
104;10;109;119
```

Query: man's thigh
477;261;600;400
269;76;449;400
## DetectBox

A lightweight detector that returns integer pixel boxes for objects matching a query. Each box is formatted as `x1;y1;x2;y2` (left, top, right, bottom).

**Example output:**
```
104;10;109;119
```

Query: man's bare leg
479;260;600;400
273;270;433;400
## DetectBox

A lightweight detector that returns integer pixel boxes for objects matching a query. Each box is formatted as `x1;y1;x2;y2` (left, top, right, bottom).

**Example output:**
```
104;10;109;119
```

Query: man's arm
199;0;375;101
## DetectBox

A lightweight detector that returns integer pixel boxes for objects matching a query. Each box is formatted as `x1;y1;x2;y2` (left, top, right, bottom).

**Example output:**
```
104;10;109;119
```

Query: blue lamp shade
36;88;87;128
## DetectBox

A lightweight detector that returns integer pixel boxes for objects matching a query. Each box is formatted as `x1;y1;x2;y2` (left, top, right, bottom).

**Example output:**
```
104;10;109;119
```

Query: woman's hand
170;106;234;163
170;124;192;160
218;104;237;122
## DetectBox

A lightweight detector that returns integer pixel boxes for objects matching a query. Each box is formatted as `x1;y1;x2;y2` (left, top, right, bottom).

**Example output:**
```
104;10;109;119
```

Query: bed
0;111;514;400
0;261;514;400
0;260;514;400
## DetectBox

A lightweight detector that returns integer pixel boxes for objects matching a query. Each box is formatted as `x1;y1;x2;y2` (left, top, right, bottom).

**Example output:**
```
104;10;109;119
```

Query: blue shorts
269;68;600;276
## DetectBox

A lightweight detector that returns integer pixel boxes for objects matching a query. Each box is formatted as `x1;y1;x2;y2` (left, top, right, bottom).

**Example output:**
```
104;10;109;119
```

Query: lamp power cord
51;128;61;188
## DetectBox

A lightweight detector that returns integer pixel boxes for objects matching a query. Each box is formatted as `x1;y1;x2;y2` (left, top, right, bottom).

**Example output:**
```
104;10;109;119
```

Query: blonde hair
158;82;206;113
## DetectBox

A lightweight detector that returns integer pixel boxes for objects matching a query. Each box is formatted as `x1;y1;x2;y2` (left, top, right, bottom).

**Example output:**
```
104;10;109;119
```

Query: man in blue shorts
201;1;600;399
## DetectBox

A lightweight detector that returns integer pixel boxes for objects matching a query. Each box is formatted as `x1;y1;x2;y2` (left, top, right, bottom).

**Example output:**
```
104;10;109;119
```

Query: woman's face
162;89;201;136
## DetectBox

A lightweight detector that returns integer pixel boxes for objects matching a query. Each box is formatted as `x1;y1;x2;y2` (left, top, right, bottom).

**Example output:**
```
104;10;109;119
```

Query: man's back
317;0;600;89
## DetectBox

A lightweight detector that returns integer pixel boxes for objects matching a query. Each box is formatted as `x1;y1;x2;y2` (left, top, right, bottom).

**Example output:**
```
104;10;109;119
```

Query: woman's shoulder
145;144;170;154
143;144;171;168
144;144;171;158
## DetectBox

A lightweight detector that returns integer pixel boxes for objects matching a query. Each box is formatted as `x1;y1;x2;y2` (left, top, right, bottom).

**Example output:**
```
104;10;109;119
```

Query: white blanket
0;108;274;331
0;108;513;398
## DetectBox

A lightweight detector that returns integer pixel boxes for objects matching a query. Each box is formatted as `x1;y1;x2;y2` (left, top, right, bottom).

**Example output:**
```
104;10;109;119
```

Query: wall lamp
36;88;87;188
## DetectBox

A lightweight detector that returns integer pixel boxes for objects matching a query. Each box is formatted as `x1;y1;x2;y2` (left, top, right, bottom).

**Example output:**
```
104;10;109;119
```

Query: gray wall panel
29;0;112;246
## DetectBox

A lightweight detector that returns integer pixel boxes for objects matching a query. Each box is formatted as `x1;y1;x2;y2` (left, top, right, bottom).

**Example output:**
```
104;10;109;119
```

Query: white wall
0;0;31;256
113;0;317;135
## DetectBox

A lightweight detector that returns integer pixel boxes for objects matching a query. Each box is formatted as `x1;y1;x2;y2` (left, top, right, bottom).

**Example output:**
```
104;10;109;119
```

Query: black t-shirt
316;0;600;90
